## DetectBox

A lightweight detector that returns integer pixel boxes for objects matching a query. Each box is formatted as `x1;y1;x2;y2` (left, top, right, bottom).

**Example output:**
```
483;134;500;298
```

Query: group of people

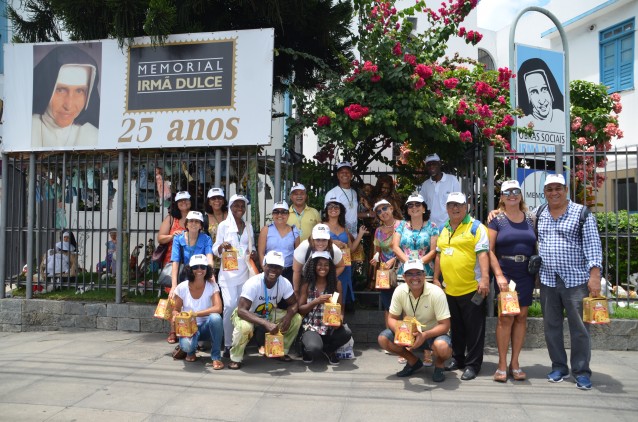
158;154;603;392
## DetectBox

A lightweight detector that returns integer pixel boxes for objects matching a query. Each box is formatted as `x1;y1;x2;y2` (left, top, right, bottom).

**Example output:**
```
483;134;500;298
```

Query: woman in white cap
204;187;228;278
298;251;352;365
166;210;214;343
171;254;224;368
369;199;401;329
158;191;192;271
258;201;301;283
213;194;257;357
488;180;536;382
392;193;439;366
292;224;345;296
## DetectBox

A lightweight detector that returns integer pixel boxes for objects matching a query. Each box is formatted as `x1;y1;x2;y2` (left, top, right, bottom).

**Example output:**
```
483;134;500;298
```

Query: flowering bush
569;80;623;207
287;0;517;186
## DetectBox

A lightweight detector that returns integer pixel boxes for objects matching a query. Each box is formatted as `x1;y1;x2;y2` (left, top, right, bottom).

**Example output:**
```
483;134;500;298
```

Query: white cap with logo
446;192;467;204
290;183;306;194
189;254;209;267
405;193;425;204
544;174;566;187
175;191;191;201
312;224;331;240
336;161;353;171
373;199;391;210
501;180;521;191
424;153;441;165
311;250;332;260
403;259;425;273
207;187;225;198
263;250;285;267
186;210;204;222
272;201;288;211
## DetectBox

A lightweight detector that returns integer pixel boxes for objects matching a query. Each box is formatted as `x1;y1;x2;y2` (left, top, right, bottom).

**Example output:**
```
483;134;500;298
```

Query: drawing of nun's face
525;72;552;120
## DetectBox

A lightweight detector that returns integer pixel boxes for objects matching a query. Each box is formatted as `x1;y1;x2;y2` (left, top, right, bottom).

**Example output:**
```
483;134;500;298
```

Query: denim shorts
379;328;452;351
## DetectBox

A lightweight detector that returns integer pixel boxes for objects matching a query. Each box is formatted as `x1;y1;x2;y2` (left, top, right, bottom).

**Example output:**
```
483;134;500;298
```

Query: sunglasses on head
502;189;522;197
192;265;207;271
376;205;390;215
272;209;289;215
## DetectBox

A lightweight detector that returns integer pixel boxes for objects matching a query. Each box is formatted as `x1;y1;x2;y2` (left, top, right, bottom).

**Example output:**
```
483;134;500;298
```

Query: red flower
501;115;515;127
441;116;448;124
362;61;378;73
459;130;473;143
403;54;417;66
344;104;370;120
317;116;331;127
370;74;381;83
392;42;402;56
415;64;433;79
458;27;466;37
443;77;459;89
414;77;426;90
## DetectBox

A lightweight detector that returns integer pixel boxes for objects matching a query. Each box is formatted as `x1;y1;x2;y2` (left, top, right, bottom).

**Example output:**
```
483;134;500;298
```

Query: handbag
151;243;168;264
246;226;258;277
157;242;185;286
528;255;542;275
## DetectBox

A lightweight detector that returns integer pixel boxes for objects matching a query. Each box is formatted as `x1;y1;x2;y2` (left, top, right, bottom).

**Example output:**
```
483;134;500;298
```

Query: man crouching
378;260;452;382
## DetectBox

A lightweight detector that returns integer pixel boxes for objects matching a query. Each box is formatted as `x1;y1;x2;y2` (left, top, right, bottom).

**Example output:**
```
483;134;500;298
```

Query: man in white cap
538;173;602;390
378;259;453;382
31;45;101;148
229;251;302;369
287;183;320;241
433;192;489;381
325;162;359;237
419;153;461;228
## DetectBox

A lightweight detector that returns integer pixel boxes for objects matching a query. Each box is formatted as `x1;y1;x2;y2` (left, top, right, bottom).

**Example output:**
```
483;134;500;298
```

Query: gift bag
175;311;198;337
583;296;610;324
394;317;416;347
341;247;352;266
265;332;284;358
375;266;391;289
498;291;521;316
323;302;342;327
335;331;355;360
153;298;174;320
222;250;239;271
351;243;365;262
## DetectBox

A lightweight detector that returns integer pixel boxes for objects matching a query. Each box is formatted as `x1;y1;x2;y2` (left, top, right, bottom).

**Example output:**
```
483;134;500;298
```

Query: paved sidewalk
0;330;636;421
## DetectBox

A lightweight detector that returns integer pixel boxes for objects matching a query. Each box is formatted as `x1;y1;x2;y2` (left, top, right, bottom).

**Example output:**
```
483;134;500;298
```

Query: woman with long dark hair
204;187;228;278
298;251;352;365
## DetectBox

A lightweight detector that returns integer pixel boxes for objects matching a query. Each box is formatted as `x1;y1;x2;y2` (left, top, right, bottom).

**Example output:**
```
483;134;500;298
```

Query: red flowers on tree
344;104;370;120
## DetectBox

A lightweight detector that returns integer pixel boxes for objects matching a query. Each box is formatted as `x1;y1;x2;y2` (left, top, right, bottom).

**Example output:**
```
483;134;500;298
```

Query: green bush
595;211;638;284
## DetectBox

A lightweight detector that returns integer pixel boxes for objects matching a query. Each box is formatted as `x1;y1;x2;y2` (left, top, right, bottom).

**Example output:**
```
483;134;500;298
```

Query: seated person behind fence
298;251;352;365
44;241;77;277
97;229;117;274
171;254;224;368
378;260;452;382
228;251;302;369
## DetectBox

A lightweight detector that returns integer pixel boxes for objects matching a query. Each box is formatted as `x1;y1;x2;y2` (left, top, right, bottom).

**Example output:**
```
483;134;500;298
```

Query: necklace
383;220;396;229
339;186;354;209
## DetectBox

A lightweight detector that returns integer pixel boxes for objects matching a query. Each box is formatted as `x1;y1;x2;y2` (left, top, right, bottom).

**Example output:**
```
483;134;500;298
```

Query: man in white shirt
325;162;358;237
419;153;461;228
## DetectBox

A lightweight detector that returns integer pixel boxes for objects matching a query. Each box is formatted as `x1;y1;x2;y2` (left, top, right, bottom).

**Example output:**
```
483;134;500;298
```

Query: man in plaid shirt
538;174;602;391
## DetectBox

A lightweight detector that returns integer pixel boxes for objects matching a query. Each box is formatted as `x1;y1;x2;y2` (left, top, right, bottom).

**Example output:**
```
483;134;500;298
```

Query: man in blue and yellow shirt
433;192;489;381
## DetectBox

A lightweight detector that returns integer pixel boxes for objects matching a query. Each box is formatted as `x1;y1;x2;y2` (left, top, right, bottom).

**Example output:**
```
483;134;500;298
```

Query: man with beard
419;153;461;228
229;251;302;369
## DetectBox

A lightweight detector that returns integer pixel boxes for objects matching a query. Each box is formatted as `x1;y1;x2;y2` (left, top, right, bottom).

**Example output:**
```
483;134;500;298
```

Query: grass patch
11;286;162;304
522;300;638;319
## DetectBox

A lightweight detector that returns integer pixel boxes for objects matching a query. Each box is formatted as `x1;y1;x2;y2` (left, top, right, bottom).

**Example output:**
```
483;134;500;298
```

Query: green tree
7;0;354;92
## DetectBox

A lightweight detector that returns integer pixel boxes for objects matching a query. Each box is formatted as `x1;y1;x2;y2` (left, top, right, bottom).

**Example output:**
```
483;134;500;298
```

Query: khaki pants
230;308;302;363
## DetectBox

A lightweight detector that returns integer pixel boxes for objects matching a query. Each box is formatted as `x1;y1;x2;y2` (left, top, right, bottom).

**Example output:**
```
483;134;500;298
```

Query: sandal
228;361;242;370
167;332;177;344
509;366;527;381
423;350;433;367
276;354;293;362
208;360;225;370
185;354;198;362
172;346;187;360
258;346;265;356
493;369;507;383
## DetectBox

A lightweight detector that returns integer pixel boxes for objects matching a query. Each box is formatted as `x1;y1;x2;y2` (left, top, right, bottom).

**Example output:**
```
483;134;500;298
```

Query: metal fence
2;143;636;306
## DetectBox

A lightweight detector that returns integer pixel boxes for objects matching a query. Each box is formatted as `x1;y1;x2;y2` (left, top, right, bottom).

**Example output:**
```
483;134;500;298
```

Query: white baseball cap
229;194;250;207
424;153;441;164
312;224;331;240
263;250;285;267
544;174;566;187
175;191;191;201
207;187;225;198
403;259;425;273
324;196;341;207
272;201;289;211
336;161;353;171
501;180;521;192
373;199;391;210
186;210;204;222
311;251;332;260
446;192;467;204
405;193;425;204
189;254;209;267
290;183;306;194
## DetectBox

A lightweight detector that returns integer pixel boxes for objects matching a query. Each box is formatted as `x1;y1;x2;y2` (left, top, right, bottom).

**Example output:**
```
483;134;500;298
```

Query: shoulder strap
578;206;591;239
470;218;481;236
535;204;548;236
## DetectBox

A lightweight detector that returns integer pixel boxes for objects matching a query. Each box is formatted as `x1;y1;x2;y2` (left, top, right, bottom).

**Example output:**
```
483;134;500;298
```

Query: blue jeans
379;328;452;351
178;313;223;360
540;276;591;377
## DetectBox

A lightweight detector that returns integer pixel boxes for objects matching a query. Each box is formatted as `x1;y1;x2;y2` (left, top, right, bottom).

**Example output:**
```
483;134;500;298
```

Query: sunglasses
406;202;422;209
192;265;207;271
502;189;522;197
327;204;341;210
446;202;465;209
376;205;390;215
404;271;424;278
272;209;289;215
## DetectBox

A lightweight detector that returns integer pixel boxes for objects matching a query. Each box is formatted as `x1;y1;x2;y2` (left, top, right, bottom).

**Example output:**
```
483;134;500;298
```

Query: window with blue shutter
599;19;635;93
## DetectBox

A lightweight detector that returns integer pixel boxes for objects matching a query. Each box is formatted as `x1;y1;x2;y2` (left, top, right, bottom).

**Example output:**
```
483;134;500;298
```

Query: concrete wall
1;299;636;350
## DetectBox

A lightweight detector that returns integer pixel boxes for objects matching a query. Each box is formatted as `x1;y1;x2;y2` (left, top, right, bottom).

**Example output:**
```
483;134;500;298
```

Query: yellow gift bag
583;296;610;324
153;298;174;320
497;280;521;316
341;247;352;266
394;317;416;347
222;249;239;271
322;292;342;327
265;332;285;358
175;311;198;337
375;263;391;289
351;243;365;262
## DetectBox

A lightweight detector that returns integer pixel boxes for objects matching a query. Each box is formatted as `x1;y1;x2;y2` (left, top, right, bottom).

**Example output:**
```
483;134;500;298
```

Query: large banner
514;43;569;154
2;29;274;152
